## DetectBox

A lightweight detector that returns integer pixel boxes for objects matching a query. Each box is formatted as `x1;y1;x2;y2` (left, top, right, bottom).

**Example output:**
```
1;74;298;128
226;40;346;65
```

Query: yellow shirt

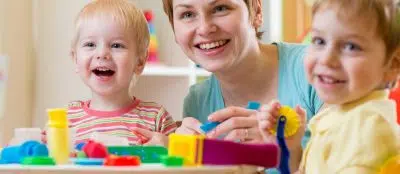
300;90;400;174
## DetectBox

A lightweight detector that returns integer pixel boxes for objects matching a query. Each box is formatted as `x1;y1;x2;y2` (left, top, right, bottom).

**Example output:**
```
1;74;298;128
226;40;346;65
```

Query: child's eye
214;5;229;13
180;11;195;19
312;37;326;46
111;43;125;49
343;42;361;52
84;42;95;47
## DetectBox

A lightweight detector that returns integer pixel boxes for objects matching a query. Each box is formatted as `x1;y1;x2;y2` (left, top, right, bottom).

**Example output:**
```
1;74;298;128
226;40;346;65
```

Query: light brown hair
71;0;150;60
312;0;400;62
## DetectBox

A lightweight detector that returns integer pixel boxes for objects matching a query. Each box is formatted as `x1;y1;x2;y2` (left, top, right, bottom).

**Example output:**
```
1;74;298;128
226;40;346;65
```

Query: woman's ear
252;0;263;28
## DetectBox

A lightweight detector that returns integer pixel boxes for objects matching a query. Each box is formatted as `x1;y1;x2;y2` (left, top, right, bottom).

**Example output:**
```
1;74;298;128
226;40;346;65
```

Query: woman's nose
197;16;217;36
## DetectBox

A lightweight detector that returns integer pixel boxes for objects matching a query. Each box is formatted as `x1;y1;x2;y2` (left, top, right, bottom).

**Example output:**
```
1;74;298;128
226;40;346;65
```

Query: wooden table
0;164;259;174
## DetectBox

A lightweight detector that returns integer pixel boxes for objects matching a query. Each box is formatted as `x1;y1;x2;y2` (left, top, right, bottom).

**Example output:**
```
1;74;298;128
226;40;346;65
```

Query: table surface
0;164;259;174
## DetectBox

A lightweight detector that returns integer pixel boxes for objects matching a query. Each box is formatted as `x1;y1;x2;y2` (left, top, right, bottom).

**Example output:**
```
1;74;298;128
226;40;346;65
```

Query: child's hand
131;127;169;147
41;130;47;144
257;101;306;151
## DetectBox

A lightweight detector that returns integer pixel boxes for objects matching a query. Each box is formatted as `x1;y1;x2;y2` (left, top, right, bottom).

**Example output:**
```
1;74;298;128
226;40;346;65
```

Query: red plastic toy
104;155;141;166
389;81;400;125
82;140;108;158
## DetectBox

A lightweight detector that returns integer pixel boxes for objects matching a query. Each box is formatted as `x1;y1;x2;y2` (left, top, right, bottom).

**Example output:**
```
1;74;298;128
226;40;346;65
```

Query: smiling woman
162;0;324;172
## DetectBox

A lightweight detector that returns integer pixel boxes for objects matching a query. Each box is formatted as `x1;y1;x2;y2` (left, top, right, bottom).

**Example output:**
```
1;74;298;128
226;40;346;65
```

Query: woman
161;0;323;171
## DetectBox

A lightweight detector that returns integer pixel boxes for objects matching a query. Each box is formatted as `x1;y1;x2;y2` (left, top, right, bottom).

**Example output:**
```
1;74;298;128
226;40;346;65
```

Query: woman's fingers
207;115;258;138
208;106;256;122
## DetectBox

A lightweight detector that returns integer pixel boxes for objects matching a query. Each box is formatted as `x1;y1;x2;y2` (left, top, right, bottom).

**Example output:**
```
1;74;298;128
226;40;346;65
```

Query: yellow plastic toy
47;108;70;164
168;134;205;166
269;106;300;137
379;155;400;174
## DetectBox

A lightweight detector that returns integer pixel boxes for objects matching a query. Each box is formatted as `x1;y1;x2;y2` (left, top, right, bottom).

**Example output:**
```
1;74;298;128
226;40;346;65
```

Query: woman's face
172;0;262;72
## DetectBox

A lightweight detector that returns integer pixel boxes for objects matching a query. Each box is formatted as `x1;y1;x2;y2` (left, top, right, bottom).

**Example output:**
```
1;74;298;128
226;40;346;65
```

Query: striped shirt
67;98;177;145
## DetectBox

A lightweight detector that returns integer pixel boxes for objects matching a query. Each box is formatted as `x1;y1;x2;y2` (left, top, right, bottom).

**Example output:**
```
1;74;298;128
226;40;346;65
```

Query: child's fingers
294;105;307;125
131;127;152;144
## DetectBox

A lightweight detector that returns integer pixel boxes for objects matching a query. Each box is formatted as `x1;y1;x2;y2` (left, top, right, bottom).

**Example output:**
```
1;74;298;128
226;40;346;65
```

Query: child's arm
257;100;307;173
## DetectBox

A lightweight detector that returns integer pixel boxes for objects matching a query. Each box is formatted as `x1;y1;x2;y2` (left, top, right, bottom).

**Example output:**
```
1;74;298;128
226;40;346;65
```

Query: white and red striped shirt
67;98;177;145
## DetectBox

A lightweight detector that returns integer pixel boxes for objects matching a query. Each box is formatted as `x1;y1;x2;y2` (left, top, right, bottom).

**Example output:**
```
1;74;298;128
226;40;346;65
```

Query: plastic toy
21;156;55;165
168;107;294;173
160;155;184;167
144;10;159;63
200;101;261;133
47;108;70;164
269;106;300;137
104;155;141;166
167;133;279;168
389;81;400;125
379;155;400;174
71;158;104;166
0;140;49;164
82;140;108;158
107;146;167;163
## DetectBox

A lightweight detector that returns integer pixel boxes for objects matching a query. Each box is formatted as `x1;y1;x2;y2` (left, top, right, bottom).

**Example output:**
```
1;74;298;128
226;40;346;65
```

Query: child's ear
134;52;148;75
252;0;263;28
383;48;400;83
70;50;79;73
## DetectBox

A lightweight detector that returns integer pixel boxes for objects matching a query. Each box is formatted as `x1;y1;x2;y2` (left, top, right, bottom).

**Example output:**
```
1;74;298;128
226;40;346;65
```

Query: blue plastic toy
277;116;290;174
71;158;104;165
0;140;48;164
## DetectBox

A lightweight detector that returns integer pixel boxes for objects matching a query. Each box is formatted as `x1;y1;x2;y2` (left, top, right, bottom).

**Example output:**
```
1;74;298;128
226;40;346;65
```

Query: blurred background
0;0;312;145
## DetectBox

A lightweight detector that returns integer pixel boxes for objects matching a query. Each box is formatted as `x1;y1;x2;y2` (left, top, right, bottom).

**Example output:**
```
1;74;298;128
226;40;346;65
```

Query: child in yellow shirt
258;0;400;173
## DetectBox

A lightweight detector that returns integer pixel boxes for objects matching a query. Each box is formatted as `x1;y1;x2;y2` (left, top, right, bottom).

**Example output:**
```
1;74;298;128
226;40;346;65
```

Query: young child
67;0;176;146
258;0;400;173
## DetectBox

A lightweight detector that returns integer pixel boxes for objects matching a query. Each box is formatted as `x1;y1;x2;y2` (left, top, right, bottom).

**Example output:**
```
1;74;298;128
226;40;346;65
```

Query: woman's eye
214;5;228;13
181;11;195;19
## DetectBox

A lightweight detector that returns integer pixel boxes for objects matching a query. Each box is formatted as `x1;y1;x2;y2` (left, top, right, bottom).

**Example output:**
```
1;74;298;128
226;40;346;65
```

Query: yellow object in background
47;108;70;164
380;155;400;174
269;106;300;137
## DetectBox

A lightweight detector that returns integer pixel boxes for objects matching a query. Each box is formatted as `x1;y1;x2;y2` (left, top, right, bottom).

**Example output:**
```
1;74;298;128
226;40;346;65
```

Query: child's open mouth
92;67;115;77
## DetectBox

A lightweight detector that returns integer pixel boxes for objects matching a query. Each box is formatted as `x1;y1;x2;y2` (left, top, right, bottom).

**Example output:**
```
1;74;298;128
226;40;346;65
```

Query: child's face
73;18;139;96
172;0;262;72
305;8;389;104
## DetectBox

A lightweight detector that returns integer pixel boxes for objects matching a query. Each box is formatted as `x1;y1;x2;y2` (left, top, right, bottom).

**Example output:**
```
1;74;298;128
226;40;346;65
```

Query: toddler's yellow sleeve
328;111;398;174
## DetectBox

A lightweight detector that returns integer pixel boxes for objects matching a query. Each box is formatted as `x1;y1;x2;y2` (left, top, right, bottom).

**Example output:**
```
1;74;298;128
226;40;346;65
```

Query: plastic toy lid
71;158;104;165
160;155;184;167
75;142;86;151
104;155;141;166
21;157;55;165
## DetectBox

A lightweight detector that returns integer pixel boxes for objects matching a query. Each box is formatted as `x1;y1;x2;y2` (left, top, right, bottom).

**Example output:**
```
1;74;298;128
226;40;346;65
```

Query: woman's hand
175;117;204;135
206;106;263;143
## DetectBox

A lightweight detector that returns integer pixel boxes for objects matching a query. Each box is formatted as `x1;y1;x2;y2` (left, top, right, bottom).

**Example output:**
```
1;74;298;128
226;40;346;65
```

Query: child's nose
319;49;340;68
96;47;111;60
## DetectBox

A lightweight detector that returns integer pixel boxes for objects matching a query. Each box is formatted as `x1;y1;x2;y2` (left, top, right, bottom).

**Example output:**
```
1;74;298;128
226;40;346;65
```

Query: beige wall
0;0;34;145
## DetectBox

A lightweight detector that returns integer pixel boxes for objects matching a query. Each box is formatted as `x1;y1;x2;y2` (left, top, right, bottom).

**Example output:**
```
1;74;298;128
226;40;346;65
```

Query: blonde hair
162;0;263;39
71;0;150;61
312;0;400;62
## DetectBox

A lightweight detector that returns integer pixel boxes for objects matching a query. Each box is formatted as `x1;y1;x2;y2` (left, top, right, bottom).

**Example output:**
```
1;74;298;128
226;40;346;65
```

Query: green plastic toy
107;146;167;163
21;157;55;165
160;155;184;167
